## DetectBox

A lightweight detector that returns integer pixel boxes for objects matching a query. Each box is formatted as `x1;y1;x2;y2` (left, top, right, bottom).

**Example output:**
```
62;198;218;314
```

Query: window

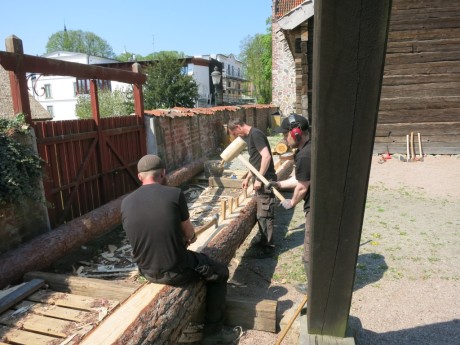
231;66;234;76
73;82;77;97
47;105;54;116
44;84;52;98
76;79;90;94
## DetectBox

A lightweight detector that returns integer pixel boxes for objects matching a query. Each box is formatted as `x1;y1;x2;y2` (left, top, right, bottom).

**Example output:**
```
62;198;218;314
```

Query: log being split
80;159;294;345
0;159;206;290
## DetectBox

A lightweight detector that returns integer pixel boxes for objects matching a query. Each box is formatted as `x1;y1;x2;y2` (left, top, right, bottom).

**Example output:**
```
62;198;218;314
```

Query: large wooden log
0;159;206;289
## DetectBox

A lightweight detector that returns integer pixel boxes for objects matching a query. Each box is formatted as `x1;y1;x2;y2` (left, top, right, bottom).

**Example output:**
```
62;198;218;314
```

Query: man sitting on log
121;154;242;344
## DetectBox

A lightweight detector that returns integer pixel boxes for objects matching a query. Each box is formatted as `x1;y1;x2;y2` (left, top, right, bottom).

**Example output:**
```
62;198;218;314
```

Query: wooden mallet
220;137;285;201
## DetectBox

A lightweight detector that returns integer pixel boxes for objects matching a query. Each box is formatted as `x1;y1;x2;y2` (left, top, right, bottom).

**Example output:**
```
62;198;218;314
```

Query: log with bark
0;159;206;289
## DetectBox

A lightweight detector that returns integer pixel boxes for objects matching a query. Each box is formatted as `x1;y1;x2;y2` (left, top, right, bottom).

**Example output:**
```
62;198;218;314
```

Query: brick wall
146;105;278;171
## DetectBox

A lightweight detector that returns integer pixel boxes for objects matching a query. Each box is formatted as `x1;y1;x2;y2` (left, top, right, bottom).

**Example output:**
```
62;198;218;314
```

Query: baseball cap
137;154;165;172
275;114;309;133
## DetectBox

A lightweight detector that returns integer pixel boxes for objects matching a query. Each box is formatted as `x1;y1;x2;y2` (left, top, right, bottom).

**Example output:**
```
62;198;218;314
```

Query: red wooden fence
33;116;144;227
1;35;147;228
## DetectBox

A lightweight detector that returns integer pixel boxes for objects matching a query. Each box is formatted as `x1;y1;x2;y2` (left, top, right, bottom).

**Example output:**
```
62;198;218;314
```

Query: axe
220;137;285;201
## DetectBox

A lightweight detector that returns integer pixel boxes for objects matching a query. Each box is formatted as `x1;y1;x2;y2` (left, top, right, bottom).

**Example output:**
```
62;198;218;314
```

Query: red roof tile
275;0;305;18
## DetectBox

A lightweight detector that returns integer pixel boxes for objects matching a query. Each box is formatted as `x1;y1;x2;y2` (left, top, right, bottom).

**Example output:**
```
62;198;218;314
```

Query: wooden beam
23;271;138;302
208;177;244;188
0;279;44;314
309;0;392;339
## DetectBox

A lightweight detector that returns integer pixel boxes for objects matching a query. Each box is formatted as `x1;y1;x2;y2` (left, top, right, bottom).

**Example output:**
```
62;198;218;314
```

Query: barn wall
376;0;460;154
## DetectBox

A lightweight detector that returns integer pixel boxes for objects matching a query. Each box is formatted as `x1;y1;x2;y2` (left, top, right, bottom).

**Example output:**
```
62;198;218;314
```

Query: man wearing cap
228;118;277;258
271;114;311;294
121;154;241;344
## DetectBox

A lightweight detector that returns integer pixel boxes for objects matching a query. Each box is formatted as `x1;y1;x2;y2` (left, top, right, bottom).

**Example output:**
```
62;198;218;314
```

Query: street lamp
211;66;222;106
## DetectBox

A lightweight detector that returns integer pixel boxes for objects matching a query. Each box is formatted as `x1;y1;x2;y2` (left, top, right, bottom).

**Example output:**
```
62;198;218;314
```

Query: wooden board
208;177;244;188
0;279;45;314
24;271;138;302
0;280;121;345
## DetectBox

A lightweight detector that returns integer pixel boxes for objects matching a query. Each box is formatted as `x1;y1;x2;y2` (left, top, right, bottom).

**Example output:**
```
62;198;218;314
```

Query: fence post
132;63;146;156
5;35;32;125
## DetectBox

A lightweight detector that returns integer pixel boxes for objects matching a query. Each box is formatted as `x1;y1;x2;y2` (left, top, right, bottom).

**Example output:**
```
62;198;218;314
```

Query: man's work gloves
281;199;294;209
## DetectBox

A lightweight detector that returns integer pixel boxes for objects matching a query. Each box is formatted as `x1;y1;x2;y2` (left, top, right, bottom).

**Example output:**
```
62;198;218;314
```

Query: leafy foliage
239;17;272;104
0;115;44;207
46;30;115;58
75;89;134;119
143;52;199;109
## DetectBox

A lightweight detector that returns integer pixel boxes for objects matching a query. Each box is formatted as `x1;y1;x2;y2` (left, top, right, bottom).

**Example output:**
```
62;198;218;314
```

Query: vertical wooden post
309;0;392;338
220;199;227;221
5;35;32;125
132;62;146;156
91;80;107;203
229;197;234;214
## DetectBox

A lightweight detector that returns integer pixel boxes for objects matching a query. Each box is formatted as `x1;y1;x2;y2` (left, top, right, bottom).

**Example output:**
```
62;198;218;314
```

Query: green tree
75;89;134;119
239;18;272;104
46;30;115;58
143;52;199;109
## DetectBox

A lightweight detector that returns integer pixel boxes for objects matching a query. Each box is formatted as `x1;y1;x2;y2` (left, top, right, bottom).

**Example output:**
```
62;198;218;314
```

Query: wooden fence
33;117;144;227
1;36;147;228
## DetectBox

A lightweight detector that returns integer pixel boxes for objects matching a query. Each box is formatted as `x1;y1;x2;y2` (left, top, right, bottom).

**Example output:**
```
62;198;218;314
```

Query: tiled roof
275;0;305;18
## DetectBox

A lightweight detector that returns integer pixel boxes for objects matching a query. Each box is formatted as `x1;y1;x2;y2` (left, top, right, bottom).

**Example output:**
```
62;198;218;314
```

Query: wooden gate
33;116;144;227
1;36;147;228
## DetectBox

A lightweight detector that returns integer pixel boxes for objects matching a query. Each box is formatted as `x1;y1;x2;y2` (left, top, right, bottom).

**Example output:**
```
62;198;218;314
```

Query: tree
239;18;272;104
46;30;115;58
143;52;199;109
75;89;134;119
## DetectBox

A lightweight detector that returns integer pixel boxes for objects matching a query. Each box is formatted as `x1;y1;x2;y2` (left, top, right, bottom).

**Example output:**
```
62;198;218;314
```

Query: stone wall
272;19;297;116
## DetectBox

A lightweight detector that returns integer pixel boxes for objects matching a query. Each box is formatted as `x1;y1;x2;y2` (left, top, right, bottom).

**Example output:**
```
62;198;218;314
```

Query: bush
0;114;44;207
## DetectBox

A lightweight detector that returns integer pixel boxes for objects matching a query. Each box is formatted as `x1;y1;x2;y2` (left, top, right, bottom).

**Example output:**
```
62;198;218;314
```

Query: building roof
0;66;52;120
274;0;306;18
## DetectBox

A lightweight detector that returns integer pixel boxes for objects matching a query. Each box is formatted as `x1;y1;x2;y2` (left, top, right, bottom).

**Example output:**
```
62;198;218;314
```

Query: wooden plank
385;51;460;66
384;61;460;76
79;283;164;345
0;310;75;338
13;300;97;323
225;295;277;333
0;325;58;345
376;122;460;137
208;177;244;188
388;28;460;42
383;74;460;86
24;271;137;302
27;290;119;312
0;279;45;315
379;95;460;110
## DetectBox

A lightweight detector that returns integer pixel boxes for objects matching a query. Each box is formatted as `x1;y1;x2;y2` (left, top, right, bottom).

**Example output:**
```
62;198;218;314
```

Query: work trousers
142;251;229;335
303;210;311;279
256;186;276;246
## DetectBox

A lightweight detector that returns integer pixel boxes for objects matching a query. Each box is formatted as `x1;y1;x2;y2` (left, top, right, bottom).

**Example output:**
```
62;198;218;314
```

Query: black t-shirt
244;127;277;181
294;139;312;212
121;184;189;277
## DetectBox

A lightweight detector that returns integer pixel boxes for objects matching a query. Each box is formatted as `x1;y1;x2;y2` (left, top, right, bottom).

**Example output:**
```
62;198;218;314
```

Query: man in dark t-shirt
271;114;311;294
121;155;241;344
228;118;277;257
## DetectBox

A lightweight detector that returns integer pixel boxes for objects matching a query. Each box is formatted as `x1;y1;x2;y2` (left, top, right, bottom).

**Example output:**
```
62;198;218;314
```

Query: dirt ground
46;153;460;345
231;154;460;345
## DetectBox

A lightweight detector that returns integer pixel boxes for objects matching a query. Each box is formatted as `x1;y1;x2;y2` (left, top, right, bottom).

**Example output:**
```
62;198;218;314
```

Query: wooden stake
410;132;415;161
220;199;227;221
406;134;410;162
418;132;424;161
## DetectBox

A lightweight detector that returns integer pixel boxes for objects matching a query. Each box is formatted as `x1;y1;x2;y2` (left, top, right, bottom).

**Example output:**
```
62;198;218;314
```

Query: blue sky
1;1;272;58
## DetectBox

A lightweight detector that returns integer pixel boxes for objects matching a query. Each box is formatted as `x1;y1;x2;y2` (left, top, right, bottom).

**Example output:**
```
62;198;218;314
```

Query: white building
200;54;250;104
28;51;121;121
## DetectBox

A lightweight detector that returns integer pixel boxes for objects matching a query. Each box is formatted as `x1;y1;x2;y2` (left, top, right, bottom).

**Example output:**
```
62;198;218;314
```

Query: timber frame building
272;0;460;154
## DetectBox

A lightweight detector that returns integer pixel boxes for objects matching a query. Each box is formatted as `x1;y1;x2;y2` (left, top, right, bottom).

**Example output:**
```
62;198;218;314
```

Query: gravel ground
230;153;460;345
